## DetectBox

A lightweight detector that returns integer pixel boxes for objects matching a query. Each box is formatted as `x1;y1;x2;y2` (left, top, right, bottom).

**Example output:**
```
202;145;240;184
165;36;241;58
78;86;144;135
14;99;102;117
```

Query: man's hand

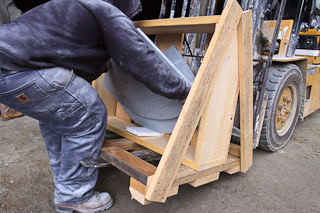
180;82;193;103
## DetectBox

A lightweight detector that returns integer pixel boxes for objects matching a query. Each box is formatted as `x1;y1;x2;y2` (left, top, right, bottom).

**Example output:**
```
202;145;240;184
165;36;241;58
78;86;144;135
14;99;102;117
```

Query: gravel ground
0;111;319;212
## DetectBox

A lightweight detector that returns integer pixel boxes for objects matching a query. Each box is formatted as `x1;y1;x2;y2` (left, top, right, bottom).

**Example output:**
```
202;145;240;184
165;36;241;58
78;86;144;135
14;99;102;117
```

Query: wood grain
100;143;156;185
238;11;253;173
134;16;220;34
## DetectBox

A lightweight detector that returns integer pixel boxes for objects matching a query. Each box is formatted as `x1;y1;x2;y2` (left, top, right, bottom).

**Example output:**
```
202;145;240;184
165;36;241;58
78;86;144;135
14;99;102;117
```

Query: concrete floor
0;111;319;212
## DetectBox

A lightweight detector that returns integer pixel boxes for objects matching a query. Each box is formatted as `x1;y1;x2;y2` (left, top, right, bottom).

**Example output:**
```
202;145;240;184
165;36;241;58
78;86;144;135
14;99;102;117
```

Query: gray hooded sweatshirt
0;0;190;100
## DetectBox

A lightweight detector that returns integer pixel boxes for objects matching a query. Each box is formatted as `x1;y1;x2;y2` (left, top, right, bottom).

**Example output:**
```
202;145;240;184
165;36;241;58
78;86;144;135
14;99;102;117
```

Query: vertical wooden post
115;102;131;122
238;11;253;172
92;73;117;116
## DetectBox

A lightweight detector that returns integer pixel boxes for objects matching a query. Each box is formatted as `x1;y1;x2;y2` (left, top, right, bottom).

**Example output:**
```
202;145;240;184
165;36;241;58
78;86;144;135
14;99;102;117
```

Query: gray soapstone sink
103;29;194;133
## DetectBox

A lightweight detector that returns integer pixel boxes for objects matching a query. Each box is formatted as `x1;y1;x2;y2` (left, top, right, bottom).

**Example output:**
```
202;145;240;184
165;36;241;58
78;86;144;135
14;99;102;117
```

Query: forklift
240;0;320;151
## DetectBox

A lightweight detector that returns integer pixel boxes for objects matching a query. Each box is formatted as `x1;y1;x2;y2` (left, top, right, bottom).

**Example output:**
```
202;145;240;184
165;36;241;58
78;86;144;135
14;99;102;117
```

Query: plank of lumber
83;150;159;168
194;32;239;167
224;165;241;174
128;155;239;204
119;155;239;192
107;116;169;153
107;116;199;169
104;138;145;151
92;73;116;116
145;0;243;202
129;187;152;205
173;154;240;187
238;11;253;173
188;172;220;187
134;16;220;34
100;143;156;185
129;178;179;205
115;102;131;122
130;178;179;197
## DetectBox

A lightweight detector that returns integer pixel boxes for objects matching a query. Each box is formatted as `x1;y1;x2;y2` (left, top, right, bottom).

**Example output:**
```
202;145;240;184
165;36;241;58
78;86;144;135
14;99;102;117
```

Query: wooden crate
93;0;253;204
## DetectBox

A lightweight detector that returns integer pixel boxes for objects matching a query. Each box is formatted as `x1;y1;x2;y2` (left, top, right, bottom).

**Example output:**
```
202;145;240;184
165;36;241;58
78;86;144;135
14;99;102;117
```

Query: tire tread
258;64;303;151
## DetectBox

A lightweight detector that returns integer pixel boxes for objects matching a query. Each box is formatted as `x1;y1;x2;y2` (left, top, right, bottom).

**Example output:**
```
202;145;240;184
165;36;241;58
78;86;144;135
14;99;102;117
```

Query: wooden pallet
93;0;253;204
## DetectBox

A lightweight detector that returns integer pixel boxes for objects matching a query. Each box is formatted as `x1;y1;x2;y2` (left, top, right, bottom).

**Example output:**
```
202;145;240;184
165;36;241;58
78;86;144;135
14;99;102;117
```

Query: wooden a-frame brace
94;0;253;205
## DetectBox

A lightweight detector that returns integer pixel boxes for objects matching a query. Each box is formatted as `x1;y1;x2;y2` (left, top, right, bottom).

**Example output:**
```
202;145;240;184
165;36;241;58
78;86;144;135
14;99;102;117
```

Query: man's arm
101;15;191;100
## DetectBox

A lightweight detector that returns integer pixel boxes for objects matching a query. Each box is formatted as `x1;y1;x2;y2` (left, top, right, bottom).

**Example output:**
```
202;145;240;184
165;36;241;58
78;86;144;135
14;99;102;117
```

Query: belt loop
64;69;74;88
0;68;6;84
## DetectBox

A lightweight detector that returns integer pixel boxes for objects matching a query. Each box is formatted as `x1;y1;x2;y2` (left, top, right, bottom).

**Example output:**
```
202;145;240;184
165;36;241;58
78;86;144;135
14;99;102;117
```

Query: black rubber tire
259;63;303;152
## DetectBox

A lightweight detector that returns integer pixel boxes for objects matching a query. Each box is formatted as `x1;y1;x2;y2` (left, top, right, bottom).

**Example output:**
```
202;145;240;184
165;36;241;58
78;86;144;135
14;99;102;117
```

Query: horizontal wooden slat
134;16;220;34
130;177;179;200
173;154;240;187
126;154;240;191
107;116;199;169
107;116;169;152
100;142;156;185
104;138;145;151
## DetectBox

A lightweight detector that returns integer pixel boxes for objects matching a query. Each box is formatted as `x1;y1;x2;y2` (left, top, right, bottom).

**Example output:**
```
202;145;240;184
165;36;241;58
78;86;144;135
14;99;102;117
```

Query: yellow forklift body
262;20;320;118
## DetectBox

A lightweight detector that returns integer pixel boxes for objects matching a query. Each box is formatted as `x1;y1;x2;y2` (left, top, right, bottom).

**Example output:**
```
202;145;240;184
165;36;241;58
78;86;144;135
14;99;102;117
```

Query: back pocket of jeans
0;81;59;119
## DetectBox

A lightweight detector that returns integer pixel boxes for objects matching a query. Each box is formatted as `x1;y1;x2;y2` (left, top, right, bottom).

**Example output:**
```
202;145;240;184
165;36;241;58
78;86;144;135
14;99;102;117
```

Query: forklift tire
259;64;303;152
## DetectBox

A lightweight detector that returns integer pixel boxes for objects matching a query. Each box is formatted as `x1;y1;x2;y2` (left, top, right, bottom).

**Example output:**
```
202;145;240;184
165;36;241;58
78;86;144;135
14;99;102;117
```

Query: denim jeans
0;67;107;205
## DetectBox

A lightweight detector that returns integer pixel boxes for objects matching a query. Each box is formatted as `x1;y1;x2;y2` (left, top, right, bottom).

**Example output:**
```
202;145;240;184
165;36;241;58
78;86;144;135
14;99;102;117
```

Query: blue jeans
0;67;107;205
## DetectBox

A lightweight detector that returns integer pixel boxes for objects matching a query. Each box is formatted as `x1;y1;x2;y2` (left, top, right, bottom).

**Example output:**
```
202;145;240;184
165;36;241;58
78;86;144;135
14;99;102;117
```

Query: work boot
55;192;113;213
2;111;24;121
